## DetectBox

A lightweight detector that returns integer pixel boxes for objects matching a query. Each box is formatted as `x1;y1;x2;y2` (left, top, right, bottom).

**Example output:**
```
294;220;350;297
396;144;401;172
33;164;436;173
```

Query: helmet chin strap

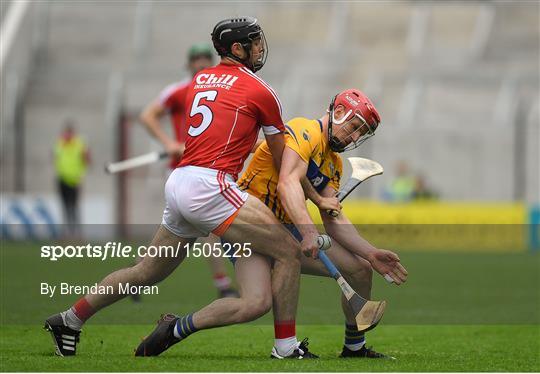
226;30;267;72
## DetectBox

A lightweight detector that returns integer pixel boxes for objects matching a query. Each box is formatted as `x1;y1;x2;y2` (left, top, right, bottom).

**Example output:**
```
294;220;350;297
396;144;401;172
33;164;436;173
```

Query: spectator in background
54;120;90;233
412;174;439;201
383;161;416;202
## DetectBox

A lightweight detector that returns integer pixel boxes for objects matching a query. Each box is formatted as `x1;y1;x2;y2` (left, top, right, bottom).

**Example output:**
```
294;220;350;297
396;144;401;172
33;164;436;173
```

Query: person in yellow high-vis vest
54;121;90;230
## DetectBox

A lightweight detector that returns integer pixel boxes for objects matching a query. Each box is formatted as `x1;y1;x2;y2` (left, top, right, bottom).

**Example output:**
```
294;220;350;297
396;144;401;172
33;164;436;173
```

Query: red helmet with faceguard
328;89;381;153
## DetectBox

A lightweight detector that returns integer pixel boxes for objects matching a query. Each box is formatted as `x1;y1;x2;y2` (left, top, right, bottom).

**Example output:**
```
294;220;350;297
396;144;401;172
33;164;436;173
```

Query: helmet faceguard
328;89;381;153
211;17;268;72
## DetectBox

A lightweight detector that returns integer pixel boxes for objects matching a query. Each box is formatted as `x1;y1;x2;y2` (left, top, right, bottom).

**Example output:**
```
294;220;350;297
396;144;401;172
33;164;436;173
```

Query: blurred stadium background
1;0;539;250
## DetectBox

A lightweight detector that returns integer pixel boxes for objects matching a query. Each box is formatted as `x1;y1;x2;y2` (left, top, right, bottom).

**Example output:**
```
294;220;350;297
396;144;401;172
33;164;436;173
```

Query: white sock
173;323;182;339
345;339;366;352
274;336;298;357
63;308;83;331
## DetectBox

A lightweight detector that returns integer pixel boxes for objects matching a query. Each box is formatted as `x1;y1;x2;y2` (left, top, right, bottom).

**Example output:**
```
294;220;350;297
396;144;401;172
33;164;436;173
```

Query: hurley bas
40;282;159;298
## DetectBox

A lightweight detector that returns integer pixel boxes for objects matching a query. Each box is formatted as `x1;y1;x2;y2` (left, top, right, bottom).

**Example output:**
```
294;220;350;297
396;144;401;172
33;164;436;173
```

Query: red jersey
159;78;191;168
179;62;284;179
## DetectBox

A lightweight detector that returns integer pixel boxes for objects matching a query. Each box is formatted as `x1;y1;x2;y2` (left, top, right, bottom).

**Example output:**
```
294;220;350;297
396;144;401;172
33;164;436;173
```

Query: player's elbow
139;110;151;127
139;105;159;128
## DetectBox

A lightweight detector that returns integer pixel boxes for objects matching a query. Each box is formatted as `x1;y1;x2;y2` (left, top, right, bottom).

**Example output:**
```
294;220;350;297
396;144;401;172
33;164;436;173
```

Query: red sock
72;298;96;322
274;320;296;339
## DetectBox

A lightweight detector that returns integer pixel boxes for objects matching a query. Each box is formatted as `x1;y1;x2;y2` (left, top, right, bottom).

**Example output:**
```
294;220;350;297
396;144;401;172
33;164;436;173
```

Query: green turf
1;242;539;371
1;325;539;372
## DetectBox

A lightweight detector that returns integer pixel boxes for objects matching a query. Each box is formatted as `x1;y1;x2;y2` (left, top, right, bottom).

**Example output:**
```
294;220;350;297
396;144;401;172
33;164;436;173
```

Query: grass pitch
1;324;539;372
1;242;539;371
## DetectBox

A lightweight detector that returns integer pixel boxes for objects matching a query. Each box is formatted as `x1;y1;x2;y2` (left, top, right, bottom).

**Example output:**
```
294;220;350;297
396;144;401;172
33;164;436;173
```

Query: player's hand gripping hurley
327;157;384;217
317;157;386;333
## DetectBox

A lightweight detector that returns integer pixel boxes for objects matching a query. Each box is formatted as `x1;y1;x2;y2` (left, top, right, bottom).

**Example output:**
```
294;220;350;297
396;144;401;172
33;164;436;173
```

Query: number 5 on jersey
188;90;218;137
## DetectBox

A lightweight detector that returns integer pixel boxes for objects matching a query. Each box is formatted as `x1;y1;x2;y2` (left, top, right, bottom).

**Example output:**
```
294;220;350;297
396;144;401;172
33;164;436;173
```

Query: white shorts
162;165;248;238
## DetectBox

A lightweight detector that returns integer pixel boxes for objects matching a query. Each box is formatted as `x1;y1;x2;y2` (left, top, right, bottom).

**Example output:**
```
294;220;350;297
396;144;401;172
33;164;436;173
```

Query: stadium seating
1;2;538;224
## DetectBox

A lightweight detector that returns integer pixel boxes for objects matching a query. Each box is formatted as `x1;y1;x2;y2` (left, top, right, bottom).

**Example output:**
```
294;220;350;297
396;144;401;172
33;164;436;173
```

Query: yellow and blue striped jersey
238;117;342;223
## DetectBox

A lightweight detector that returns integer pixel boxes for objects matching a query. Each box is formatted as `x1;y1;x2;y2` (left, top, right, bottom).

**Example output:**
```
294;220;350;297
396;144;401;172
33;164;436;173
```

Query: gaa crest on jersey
302;129;311;141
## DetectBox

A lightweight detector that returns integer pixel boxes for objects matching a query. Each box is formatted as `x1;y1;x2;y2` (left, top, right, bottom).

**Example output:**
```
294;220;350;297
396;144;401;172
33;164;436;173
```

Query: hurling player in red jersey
139;44;239;299
140;43;214;168
45;17;338;359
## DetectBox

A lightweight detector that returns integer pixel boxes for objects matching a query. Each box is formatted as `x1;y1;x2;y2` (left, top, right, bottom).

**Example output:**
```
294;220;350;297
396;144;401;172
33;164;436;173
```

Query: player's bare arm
139;100;184;157
265;135;337;210
250;138;264;153
277;147;322;258
318;184;408;285
300;175;341;213
264;132;285;171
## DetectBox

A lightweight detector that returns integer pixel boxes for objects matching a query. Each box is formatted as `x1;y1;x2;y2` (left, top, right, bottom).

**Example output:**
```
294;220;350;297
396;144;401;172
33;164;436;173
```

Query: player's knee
238;295;272;322
346;257;372;283
251;296;272;318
